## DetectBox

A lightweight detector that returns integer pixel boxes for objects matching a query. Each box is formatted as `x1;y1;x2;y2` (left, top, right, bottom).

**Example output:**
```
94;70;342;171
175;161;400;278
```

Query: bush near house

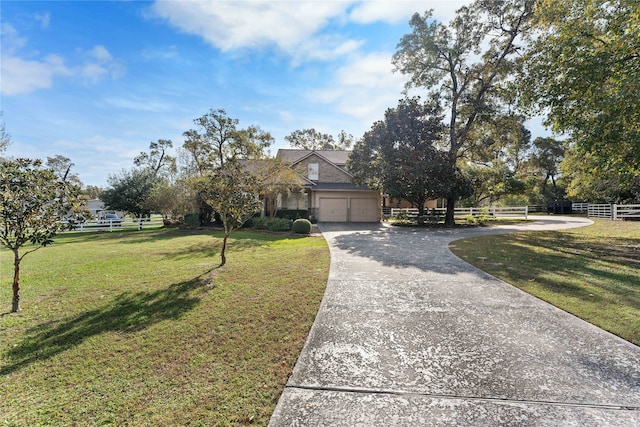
292;219;312;234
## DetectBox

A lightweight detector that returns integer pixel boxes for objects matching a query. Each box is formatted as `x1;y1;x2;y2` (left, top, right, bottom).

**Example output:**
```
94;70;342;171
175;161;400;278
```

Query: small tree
0;158;83;312
101;168;155;218
196;161;261;266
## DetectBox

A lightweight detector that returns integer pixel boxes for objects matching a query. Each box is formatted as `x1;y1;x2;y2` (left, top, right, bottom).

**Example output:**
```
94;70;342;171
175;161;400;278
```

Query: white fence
63;217;164;232
572;202;589;213
587;204;640;220
390;206;528;220
587;204;613;219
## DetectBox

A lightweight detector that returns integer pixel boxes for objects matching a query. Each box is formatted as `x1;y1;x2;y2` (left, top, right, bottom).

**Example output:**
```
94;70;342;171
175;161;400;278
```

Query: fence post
613;204;617;221
524;205;528;220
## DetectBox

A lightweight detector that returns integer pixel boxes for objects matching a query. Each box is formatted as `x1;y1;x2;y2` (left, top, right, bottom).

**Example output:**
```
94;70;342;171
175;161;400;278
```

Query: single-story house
275;149;381;223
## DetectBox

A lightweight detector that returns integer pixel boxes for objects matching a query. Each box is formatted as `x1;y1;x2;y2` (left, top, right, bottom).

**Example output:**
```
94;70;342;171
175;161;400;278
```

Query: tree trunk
417;202;426;226
12;250;21;312
220;233;228;266
445;197;456;226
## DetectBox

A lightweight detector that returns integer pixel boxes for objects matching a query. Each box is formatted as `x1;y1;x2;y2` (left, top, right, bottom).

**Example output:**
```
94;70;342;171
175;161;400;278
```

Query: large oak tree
393;0;535;224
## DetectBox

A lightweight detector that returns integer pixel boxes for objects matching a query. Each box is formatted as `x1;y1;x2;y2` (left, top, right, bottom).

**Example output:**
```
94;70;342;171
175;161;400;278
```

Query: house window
308;163;319;180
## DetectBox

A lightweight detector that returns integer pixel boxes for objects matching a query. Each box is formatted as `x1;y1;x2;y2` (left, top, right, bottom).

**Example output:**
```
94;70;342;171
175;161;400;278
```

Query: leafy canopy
0;158;83;252
521;0;640;173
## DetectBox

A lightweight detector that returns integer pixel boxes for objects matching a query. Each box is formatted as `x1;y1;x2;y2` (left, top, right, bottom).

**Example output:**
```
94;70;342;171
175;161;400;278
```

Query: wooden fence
587;204;640;220
390;206;528;220
63;216;165;232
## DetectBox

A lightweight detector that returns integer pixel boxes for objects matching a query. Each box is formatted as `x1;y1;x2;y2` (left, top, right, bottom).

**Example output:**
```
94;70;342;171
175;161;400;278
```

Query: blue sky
2;0;546;187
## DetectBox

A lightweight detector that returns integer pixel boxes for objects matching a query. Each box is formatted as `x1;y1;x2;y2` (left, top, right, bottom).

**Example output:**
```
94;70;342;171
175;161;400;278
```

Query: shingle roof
276;149;351;166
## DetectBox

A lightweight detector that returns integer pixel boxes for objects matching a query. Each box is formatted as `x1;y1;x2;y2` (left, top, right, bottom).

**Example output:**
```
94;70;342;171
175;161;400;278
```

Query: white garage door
319;198;348;222
351;198;379;222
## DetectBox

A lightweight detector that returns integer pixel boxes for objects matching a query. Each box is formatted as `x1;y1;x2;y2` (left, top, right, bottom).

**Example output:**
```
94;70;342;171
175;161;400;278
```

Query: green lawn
0;228;329;426
450;219;640;346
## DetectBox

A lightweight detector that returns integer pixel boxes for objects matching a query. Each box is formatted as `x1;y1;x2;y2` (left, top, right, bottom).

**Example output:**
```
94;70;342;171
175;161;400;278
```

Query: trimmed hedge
292;218;312;234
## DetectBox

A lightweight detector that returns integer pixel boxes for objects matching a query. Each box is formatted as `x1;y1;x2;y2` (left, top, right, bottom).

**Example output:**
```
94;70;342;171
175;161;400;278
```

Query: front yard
450;219;640;346
0;228;329;426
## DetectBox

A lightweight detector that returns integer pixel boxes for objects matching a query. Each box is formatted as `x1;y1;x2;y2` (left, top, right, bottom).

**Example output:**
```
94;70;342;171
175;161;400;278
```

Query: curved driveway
270;216;640;426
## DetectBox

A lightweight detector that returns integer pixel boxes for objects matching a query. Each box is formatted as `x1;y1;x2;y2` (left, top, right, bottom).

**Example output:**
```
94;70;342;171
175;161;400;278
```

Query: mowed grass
0;228;329;426
450;219;640;346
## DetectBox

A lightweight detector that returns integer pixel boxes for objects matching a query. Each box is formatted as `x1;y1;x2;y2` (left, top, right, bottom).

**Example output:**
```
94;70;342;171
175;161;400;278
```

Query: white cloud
348;0;471;24
34;12;51;29
1;54;71;95
312;51;409;129
349;0;427;24
150;0;357;60
79;45;125;83
1;23;27;54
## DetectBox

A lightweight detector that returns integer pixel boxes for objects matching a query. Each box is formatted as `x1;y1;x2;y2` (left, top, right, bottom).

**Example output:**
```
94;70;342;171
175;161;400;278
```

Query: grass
450;219;640;346
0;227;330;426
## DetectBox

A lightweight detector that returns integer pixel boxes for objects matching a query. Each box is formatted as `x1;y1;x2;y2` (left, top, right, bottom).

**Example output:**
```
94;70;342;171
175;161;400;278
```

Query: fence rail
63;217;164;232
587;203;640;220
390;206;528;220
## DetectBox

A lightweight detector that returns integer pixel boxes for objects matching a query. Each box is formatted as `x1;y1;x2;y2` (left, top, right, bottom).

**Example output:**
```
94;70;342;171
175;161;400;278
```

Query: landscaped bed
0;228;329;425
450;219;640;346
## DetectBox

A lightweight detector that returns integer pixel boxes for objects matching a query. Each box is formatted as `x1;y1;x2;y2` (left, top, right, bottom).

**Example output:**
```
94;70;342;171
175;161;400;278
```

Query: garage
319;198;348;222
350;198;380;222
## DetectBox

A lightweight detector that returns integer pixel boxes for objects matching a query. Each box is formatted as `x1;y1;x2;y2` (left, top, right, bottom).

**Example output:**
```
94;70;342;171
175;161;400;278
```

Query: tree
46;155;82;187
393;0;535;225
183;109;272;224
195;161;262;266
244;158;305;218
561;144;640;203
0;158;84;312
0;112;10;154
83;185;104;199
349;97;466;224
134;139;177;179
521;0;640;174
529;137;565;200
285;128;352;150
462;161;526;206
101;169;155;218
183;109;272;171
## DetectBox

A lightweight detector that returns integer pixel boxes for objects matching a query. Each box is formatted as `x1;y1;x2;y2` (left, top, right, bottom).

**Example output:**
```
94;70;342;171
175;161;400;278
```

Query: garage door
319;198;348;222
351;198;379;222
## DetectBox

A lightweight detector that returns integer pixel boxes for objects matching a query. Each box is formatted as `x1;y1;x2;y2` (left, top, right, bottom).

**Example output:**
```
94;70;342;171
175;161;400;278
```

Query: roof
276;149;351;166
311;182;374;191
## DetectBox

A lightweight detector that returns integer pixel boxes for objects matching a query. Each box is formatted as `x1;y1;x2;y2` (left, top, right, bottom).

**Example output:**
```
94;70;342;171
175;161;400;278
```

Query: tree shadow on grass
0;269;216;376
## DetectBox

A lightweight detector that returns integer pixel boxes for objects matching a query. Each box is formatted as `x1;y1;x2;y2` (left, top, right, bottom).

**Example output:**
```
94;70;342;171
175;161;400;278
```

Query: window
308;163;319;180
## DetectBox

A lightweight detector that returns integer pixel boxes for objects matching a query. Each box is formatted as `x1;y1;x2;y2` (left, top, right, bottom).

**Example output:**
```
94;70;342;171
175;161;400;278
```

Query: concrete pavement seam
284;384;640;412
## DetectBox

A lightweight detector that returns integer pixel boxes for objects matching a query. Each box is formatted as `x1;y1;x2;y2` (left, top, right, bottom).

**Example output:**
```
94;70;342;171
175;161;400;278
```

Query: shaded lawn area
450;219;640;346
0;228;329;426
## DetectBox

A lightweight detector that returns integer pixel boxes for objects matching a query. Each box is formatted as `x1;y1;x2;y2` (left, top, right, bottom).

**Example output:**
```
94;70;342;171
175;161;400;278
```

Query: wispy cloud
1;20;125;94
312;51;409;128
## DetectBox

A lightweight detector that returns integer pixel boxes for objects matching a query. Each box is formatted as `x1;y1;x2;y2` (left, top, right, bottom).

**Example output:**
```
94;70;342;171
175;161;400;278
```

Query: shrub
184;213;200;227
274;209;309;220
267;217;292;231
292;218;312;234
250;216;269;230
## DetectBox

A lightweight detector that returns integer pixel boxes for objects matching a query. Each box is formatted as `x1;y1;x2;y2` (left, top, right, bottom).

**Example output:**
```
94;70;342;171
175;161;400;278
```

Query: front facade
276;149;381;223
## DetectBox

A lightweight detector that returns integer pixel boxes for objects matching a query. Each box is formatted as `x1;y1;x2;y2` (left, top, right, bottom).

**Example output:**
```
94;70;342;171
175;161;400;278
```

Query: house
275;149;381;222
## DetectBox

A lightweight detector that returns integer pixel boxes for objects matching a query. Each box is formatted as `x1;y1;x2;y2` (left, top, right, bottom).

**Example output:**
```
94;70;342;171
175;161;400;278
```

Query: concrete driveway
270;216;640;426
